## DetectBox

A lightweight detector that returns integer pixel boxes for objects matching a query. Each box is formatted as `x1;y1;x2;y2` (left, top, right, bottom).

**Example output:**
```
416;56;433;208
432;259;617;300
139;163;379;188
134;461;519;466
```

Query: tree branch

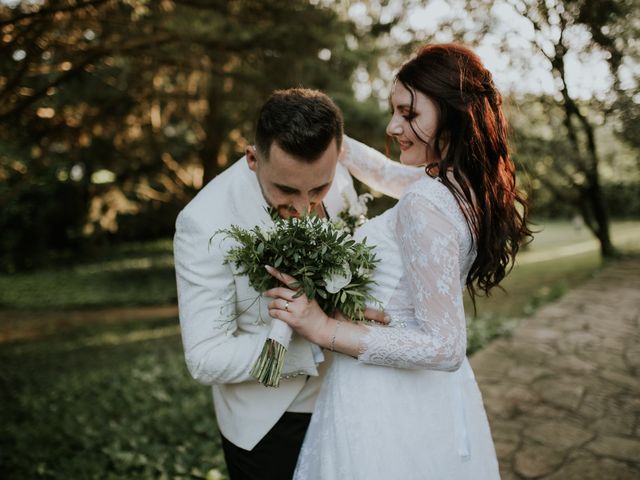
0;0;111;28
0;34;176;122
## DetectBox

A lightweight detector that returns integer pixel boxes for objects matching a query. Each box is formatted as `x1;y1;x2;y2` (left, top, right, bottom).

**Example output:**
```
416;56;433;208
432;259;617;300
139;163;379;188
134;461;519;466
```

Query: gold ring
284;301;289;312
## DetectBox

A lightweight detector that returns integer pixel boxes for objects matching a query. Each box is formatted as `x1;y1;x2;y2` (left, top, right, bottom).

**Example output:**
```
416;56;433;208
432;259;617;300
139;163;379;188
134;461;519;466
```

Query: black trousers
221;412;312;480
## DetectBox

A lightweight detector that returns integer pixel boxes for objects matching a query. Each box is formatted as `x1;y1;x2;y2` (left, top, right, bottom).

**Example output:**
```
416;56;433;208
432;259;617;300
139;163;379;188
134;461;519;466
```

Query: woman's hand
264;265;333;347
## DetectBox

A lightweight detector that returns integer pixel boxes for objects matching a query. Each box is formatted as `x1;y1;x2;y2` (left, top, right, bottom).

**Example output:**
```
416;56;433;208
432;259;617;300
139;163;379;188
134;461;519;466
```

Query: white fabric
294;175;500;479
174;157;357;450
358;181;471;370
341;135;425;199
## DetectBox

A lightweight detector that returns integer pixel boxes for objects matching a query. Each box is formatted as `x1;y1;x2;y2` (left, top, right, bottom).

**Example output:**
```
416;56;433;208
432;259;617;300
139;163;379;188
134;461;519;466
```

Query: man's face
247;139;339;218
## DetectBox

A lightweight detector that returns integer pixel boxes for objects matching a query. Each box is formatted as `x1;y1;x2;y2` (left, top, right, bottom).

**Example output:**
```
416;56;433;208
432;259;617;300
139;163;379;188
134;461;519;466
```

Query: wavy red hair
394;43;532;302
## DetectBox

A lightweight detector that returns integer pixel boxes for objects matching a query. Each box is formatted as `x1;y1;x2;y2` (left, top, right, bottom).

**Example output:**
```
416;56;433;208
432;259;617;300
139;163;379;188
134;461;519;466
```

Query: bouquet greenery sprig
217;210;378;387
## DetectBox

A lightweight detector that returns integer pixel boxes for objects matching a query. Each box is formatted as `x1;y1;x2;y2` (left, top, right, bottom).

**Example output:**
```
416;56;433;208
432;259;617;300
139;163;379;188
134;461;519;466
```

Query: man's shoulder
179;158;251;226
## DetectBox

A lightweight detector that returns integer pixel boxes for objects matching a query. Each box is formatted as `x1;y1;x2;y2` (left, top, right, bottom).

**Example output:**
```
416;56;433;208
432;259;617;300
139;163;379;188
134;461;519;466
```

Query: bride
264;43;531;479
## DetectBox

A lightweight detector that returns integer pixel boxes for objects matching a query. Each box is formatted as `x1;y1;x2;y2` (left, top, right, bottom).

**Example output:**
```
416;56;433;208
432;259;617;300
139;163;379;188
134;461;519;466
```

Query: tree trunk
586;183;617;258
560;84;617;259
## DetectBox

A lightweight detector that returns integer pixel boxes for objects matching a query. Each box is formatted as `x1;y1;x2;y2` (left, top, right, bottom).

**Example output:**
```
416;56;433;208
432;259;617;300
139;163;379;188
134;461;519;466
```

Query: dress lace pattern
357;178;476;371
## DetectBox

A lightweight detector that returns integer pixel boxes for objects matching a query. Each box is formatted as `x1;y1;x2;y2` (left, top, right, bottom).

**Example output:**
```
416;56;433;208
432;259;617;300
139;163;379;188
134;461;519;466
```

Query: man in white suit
174;89;360;479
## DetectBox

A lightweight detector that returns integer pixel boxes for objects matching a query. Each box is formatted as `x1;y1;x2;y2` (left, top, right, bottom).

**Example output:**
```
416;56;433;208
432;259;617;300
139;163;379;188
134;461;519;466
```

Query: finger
364;307;391;325
263;287;297;301
268;307;295;325
265;265;299;288
267;298;293;312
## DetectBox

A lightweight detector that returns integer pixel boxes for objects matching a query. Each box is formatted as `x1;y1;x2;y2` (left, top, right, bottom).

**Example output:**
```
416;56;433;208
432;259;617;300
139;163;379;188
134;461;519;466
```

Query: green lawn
1;220;639;479
0;317;227;479
0;239;177;310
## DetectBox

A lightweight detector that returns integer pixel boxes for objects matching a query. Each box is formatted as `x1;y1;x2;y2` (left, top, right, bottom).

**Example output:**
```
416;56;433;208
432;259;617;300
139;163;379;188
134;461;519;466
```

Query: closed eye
401;109;417;121
395;104;416;120
276;185;298;194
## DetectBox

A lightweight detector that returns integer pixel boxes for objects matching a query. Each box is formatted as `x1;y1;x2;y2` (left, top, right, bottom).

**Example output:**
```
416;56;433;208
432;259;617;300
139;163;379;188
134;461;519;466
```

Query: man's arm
174;210;264;385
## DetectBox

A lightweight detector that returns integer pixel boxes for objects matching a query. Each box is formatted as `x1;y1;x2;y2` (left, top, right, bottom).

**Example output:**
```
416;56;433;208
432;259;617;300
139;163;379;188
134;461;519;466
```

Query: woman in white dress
264;44;531;479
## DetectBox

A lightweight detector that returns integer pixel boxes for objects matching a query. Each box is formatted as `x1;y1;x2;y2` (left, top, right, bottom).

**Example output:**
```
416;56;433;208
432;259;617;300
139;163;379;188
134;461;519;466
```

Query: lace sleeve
341;135;425;199
358;190;468;371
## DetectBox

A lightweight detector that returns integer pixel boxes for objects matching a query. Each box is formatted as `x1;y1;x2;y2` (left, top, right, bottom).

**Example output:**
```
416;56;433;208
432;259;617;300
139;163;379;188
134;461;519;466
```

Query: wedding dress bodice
353;176;476;370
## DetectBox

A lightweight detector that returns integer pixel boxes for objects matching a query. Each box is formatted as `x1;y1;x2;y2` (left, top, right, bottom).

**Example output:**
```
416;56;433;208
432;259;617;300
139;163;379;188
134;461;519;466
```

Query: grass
0;317;227;480
0;239;177;310
1;220;639;479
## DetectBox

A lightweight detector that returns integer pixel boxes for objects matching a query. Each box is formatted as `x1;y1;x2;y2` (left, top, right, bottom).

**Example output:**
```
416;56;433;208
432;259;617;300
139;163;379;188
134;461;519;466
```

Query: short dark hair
255;88;343;162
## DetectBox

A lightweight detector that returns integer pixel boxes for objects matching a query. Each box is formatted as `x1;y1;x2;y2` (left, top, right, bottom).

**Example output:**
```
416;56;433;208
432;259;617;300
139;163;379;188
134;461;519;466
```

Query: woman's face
386;81;440;167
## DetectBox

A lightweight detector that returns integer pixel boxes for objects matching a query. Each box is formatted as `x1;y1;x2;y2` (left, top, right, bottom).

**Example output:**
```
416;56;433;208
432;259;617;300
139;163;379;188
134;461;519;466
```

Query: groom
174;88;359;479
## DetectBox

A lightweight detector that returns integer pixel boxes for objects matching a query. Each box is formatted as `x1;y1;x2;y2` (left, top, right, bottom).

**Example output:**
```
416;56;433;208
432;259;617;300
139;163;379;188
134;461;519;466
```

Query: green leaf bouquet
217;212;378;387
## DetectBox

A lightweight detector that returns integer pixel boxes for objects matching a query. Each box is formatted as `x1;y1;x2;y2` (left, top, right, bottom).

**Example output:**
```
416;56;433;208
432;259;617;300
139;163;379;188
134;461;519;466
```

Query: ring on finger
284;300;289;312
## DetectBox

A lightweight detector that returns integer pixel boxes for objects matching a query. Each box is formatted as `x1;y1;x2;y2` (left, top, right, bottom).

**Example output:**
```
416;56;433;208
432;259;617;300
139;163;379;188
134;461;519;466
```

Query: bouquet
217;206;378;387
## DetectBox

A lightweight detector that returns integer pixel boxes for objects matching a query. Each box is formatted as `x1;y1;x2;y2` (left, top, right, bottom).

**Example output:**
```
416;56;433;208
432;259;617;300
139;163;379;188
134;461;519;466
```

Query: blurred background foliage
0;0;638;272
0;0;397;271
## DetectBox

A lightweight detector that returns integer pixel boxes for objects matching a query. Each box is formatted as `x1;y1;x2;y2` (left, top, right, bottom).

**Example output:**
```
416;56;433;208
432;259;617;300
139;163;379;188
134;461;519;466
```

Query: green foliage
468;0;639;257
218;214;379;321
0;240;176;309
466;314;518;356
508;95;640;220
0;0;399;271
0;165;87;272
0;317;226;479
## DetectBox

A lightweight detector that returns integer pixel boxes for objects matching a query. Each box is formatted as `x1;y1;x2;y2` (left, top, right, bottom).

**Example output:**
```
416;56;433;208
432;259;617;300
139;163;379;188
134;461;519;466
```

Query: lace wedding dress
293;138;500;480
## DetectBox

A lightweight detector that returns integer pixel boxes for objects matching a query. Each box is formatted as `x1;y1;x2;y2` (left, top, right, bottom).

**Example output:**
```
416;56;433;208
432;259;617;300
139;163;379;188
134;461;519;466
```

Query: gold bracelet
330;321;341;352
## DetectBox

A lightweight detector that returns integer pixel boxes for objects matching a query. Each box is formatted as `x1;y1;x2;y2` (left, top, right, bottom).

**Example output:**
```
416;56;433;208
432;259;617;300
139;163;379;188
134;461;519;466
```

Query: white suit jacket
174;156;357;450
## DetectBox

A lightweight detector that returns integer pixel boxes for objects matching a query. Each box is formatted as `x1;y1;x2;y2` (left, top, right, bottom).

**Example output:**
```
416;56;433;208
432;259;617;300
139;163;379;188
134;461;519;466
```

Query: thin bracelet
330;321;341;352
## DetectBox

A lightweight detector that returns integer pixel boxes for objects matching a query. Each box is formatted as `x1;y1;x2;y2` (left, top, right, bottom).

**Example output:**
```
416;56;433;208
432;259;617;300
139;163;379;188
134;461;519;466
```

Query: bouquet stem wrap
250;320;292;387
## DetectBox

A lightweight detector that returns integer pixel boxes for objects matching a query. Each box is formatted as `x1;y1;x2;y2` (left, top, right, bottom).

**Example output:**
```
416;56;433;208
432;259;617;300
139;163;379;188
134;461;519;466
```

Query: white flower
323;262;352;293
348;193;373;217
356;265;371;278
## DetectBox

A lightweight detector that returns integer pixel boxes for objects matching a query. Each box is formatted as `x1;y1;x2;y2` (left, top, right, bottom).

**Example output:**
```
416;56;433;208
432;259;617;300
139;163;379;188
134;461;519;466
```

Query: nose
290;194;313;217
386;115;403;137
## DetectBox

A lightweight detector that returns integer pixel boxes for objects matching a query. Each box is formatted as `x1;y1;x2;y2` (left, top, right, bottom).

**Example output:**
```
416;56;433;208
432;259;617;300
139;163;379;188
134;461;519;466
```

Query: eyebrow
274;182;331;193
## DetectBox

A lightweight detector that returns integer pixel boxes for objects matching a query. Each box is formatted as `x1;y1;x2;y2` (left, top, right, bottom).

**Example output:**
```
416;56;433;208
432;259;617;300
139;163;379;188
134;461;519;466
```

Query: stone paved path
471;258;640;479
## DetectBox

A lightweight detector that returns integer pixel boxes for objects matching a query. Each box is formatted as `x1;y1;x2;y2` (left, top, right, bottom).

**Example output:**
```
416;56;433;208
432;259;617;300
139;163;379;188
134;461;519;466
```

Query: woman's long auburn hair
394;43;532;303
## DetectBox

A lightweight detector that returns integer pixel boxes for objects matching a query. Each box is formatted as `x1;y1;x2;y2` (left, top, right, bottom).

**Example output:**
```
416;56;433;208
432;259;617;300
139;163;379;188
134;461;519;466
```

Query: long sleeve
357;190;470;371
341;135;425;199
174;210;263;385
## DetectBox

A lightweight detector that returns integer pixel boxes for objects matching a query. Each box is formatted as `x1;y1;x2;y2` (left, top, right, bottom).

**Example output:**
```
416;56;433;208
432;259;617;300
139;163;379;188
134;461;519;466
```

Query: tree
470;0;639;258
0;0;404;270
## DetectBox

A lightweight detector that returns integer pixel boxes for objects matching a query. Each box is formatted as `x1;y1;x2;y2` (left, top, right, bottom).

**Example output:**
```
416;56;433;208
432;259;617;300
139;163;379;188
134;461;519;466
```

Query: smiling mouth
398;140;413;151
